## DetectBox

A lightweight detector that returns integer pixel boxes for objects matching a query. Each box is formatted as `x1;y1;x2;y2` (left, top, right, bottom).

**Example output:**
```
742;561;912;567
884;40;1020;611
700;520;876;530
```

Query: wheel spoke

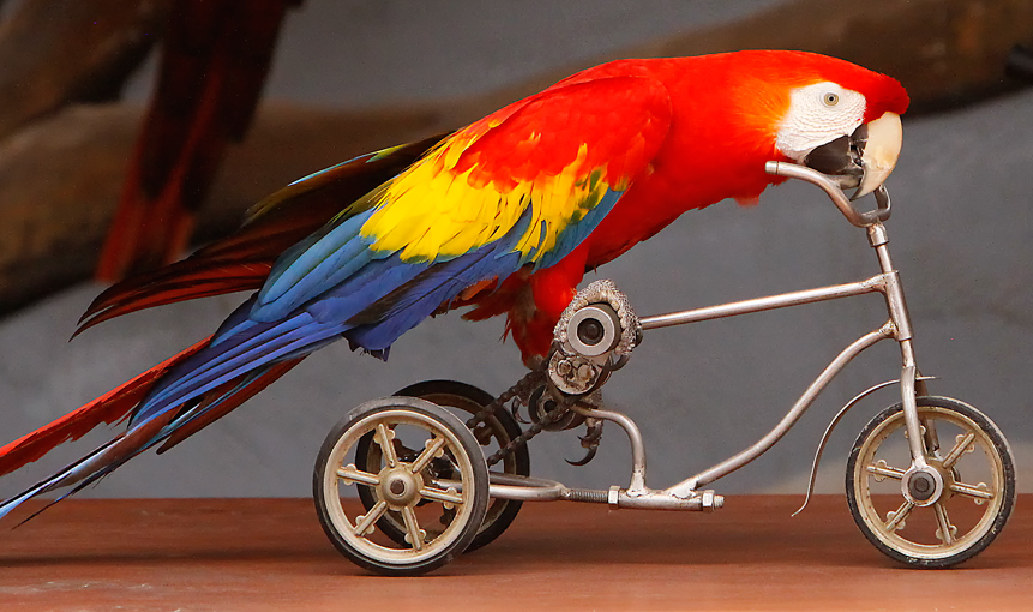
419;485;463;507
951;480;994;502
353;500;388;536
866;459;906;481
885;500;914;531
941;432;976;469
375;423;398;468
408;435;447;474
336;463;380;486
400;505;426;550
934;502;957;545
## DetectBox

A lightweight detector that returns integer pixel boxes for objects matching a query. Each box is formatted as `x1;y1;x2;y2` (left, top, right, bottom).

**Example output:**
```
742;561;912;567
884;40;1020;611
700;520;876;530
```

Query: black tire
846;396;1015;568
314;398;489;576
355;380;528;552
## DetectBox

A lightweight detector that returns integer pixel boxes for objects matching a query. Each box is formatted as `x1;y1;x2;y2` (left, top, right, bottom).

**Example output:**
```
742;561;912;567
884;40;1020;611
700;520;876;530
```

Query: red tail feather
0;336;212;477
77;265;273;336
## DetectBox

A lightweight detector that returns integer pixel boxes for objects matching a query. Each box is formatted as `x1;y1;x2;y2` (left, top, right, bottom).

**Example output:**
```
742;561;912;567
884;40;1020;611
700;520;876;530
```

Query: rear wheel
355;380;529;552
314;398;489;575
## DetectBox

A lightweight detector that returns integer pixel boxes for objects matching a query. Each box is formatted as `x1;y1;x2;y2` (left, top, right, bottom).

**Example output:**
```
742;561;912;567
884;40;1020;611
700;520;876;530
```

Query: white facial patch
775;82;866;162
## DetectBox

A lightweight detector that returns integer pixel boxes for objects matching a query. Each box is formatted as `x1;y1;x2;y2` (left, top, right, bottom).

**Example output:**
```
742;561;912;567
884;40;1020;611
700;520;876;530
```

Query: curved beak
854;112;902;198
803;112;902;200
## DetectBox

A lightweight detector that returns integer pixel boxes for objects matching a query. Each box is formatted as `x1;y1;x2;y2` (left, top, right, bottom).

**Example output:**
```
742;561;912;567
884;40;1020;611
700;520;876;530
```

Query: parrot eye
823;92;840;107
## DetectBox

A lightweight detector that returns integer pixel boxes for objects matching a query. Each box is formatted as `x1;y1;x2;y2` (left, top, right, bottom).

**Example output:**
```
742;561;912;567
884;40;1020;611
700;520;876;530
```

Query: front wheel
846;396;1015;567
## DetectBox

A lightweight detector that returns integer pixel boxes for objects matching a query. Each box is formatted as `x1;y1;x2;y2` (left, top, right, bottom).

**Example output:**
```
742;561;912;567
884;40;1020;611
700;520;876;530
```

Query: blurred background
1;0;1031;503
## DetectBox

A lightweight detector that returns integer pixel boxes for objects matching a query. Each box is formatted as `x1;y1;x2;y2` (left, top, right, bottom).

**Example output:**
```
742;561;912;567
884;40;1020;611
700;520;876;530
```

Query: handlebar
765;161;891;228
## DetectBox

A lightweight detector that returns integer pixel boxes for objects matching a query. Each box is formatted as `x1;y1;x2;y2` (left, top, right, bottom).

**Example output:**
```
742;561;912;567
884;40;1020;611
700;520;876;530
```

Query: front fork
898;356;946;507
871;222;946;504
871;223;946;506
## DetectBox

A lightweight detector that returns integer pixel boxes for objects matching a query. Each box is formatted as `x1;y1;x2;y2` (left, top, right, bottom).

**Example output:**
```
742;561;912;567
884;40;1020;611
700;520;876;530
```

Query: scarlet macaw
0;50;908;518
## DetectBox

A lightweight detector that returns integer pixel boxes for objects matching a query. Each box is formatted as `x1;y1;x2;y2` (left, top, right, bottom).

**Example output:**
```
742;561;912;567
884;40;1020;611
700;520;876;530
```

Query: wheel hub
901;464;945;506
378;467;423;507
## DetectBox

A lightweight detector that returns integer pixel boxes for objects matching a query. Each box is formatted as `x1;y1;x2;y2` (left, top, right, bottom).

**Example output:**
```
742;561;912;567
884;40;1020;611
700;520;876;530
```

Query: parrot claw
566;446;598;467
565;418;604;466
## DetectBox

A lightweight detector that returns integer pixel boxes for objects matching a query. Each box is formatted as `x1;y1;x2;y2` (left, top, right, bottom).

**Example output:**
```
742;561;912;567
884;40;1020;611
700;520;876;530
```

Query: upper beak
803;112;902;200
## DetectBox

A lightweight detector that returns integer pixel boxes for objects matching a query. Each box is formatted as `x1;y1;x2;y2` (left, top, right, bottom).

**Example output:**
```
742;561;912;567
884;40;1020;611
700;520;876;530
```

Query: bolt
909;472;935;500
389;480;405;495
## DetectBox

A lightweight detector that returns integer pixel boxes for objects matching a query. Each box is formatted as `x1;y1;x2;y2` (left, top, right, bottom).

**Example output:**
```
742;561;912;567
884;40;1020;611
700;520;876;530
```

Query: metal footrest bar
439;473;726;511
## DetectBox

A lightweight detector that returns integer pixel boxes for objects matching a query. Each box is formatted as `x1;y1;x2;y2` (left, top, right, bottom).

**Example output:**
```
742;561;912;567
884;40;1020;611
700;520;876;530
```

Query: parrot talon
566;446;597;467
566;418;604;466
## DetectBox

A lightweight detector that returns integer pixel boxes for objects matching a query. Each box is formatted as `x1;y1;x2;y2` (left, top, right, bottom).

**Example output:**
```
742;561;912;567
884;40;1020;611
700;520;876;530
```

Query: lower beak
803;112;902;199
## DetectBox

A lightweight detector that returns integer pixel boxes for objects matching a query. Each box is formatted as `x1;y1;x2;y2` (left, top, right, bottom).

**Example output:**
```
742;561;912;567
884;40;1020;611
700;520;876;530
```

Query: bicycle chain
463;367;574;468
483;401;572;467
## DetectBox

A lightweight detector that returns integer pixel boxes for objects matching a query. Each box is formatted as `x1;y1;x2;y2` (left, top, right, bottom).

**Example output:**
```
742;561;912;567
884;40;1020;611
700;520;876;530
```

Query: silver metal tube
670;323;896;492
640;276;887;331
448;473;573;501
488;481;566;501
874;242;895;273
865;215;923;464
882;272;913;342
571;404;648;493
898;364;928;467
765;161;866;226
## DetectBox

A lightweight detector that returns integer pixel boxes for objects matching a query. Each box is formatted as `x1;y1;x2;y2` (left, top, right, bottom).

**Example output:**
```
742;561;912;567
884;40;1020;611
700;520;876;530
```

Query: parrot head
759;51;910;198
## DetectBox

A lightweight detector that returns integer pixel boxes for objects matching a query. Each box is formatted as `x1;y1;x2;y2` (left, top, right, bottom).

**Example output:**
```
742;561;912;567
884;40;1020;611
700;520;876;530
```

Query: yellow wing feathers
357;73;673;265
360;131;611;264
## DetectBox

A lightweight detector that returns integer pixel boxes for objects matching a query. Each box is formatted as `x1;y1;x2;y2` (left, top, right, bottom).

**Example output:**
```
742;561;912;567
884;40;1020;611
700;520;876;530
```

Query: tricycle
310;162;1015;575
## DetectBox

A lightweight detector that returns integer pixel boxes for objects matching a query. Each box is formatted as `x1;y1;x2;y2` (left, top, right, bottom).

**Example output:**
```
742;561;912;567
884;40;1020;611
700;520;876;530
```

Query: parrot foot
566;417;604;466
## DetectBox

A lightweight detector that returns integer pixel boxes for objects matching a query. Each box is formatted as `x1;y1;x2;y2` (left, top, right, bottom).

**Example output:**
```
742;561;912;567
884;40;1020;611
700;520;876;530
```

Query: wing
256;73;674;320
0;70;674;519
130;73;673;423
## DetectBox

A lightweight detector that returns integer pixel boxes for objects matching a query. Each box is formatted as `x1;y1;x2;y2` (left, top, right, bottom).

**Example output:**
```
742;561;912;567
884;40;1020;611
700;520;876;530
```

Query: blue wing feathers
254;209;380;321
348;245;522;350
131;207;535;426
149;183;616;425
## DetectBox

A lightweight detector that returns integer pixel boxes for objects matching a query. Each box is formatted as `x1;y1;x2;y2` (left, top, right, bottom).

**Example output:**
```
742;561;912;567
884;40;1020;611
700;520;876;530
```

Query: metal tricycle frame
476;162;927;507
313;162;1015;575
